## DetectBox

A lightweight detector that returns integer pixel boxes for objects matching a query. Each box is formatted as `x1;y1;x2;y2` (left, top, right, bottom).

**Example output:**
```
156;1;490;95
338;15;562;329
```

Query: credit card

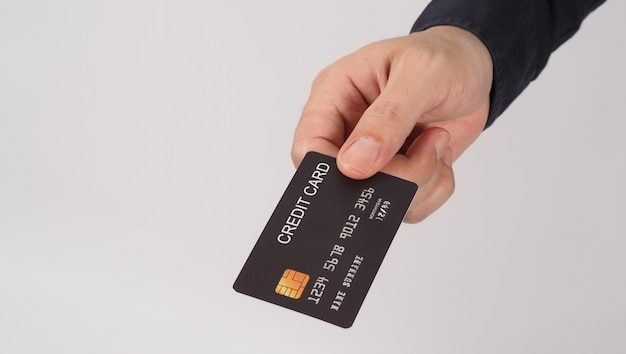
233;151;417;328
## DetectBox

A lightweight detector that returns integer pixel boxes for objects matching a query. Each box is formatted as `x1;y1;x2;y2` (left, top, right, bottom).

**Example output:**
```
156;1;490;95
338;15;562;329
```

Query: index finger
291;54;389;167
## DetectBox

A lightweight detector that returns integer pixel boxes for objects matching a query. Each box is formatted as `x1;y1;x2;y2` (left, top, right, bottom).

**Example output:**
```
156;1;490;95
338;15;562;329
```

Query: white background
1;1;624;353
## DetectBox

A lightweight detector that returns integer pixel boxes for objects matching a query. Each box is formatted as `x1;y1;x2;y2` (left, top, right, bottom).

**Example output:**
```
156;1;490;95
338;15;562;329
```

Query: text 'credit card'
233;152;417;328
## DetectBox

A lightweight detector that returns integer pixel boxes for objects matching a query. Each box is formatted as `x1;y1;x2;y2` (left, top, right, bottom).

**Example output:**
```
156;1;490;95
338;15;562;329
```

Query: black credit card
233;152;417;328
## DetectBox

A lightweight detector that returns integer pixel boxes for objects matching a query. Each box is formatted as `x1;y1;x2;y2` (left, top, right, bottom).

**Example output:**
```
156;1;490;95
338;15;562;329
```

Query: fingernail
340;137;380;175
434;130;451;159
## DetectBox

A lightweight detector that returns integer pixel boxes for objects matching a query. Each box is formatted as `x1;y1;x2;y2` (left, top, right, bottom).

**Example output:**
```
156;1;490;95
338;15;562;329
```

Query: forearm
412;0;606;128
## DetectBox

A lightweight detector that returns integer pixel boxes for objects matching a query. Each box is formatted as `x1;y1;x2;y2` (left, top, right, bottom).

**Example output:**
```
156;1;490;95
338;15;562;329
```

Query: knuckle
290;145;306;167
402;164;455;224
368;98;407;131
404;207;427;224
408;150;438;186
312;67;331;86
439;164;456;197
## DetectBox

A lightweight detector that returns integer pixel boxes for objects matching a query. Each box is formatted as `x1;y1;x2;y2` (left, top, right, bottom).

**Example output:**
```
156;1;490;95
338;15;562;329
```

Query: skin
292;25;493;223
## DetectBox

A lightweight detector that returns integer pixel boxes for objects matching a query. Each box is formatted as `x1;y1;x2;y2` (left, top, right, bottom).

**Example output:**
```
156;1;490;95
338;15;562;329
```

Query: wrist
422;25;492;80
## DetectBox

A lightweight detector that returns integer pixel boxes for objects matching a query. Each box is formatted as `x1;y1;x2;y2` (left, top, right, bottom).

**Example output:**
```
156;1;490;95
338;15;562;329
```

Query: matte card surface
233;152;417;328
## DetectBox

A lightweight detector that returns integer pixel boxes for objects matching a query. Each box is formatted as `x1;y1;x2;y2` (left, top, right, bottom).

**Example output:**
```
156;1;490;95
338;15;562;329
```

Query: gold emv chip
276;269;310;299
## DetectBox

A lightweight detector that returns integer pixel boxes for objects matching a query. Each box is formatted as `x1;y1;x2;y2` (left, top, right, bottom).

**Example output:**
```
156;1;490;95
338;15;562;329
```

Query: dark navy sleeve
411;0;605;128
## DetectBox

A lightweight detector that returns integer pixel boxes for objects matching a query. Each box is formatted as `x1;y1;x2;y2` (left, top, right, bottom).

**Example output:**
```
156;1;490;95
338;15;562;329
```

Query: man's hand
292;26;493;223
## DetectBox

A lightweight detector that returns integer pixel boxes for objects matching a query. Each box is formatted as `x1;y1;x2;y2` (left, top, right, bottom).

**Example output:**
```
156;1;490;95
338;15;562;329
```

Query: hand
291;26;493;223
